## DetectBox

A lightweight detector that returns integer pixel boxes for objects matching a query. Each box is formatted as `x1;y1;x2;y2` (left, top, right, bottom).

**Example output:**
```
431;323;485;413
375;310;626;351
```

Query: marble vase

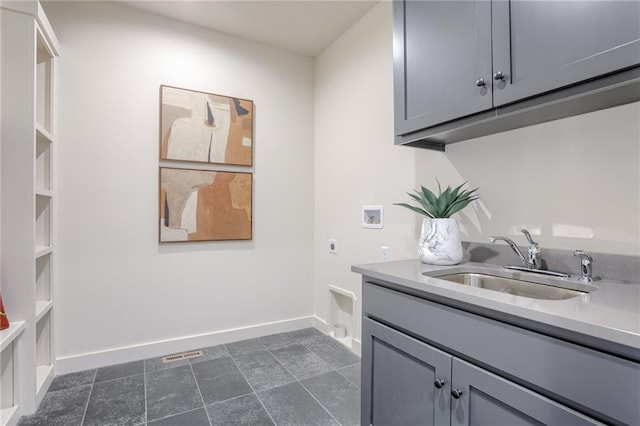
419;218;463;265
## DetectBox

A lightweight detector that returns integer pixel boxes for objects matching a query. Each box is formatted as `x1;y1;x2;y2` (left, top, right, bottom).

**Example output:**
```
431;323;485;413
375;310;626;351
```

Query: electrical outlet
381;246;389;261
329;239;338;254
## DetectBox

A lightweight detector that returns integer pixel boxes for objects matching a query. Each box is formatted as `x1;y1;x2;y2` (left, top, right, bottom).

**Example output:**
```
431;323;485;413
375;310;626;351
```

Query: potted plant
395;181;479;265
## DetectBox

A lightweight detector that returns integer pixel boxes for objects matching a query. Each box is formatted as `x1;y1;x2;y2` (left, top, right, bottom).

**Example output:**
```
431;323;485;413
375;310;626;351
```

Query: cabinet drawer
363;281;640;425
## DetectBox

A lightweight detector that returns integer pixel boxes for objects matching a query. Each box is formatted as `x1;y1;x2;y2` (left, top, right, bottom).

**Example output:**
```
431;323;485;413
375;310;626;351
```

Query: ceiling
117;0;379;57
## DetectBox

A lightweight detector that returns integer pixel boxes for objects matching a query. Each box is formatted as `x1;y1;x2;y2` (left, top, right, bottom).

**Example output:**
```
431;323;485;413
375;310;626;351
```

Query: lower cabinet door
450;358;603;426
362;317;451;426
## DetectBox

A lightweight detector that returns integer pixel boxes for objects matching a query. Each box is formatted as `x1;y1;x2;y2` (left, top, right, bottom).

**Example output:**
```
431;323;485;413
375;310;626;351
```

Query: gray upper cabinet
492;0;640;107
393;0;492;135
394;0;640;149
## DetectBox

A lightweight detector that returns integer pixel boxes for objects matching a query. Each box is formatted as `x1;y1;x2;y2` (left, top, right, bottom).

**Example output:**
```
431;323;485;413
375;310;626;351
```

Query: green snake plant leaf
393;203;434;218
408;191;435;215
420;186;438;210
396;181;479;219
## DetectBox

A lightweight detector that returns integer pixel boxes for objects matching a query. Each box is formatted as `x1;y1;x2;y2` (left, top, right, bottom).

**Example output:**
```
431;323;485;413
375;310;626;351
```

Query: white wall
313;2;640;344
441;102;640;256
43;1;315;371
42;0;639;369
314;2;420;349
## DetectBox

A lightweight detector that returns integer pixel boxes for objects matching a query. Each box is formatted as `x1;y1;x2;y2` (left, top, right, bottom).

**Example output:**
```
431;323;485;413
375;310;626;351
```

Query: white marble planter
419;218;463;265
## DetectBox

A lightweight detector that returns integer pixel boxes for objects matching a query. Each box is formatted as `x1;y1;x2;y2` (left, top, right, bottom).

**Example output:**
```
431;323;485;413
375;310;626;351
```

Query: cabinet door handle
451;388;463;399
475;78;486;87
434;379;445;389
493;71;505;80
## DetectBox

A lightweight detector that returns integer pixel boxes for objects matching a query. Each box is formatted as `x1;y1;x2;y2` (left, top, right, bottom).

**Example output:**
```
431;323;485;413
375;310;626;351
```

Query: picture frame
159;167;253;242
362;205;383;229
160;85;254;166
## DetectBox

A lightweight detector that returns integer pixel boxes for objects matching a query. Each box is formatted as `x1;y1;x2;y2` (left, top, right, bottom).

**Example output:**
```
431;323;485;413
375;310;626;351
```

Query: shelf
35;124;53;144
0;322;26;353
35;138;51;191
36;256;51;303
35;365;54;397
34;246;53;259
3;4;58;419
35;301;53;323
0;405;19;426
35;188;52;198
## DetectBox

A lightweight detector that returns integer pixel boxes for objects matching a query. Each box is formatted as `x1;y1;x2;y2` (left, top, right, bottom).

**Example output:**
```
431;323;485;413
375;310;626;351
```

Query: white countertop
352;259;640;360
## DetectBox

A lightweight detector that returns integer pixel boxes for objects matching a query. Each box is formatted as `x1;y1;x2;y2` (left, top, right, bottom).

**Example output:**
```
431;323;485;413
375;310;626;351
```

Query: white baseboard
56;316;315;374
313;315;361;357
57;315;362;375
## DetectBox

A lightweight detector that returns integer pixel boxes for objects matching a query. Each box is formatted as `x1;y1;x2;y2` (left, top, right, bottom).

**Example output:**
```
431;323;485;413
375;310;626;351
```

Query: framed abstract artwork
159;167;252;242
160;85;254;166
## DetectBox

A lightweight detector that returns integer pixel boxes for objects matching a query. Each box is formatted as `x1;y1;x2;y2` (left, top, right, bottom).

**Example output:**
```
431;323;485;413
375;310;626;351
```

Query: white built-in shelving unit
0;322;26;426
1;1;59;423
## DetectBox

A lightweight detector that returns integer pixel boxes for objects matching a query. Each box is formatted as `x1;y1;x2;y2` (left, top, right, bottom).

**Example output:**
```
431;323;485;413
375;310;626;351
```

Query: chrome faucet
521;229;543;270
490;229;542;270
490;235;531;267
574;250;593;282
490;229;570;278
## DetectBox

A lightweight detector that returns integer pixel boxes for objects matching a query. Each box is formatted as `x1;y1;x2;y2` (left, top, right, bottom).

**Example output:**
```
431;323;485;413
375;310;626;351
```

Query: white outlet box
381;246;389;261
329;239;338;254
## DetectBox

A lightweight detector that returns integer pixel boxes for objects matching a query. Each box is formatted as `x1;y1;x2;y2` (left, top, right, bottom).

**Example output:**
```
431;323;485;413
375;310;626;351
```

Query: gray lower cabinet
394;0;640;148
362;317;451;425
450;358;600;426
362;317;601;426
361;280;640;425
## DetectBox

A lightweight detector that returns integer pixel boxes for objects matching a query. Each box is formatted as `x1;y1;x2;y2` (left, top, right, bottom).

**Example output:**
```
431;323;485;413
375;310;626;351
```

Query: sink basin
433;272;587;300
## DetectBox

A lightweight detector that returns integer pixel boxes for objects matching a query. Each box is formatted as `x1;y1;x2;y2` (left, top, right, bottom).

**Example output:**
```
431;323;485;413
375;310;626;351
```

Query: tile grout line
188;362;213;426
265;338;335;383
272;332;359;425
267;332;342;425
79;369;97;426
298;378;344;426
335;366;361;389
146;407;210;425
143;360;148;425
227;346;279;426
262;341;343;425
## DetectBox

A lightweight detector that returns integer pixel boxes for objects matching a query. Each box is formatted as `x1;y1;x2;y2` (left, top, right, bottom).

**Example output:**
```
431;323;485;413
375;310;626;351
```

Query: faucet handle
574;250;592;263
520;229;538;246
574;250;593;282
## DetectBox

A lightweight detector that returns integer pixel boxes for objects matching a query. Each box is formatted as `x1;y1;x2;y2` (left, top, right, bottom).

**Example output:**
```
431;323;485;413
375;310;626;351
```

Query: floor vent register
162;350;203;363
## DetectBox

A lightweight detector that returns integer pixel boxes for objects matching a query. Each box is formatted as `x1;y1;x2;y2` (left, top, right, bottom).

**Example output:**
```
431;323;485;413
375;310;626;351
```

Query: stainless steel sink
434;273;587;300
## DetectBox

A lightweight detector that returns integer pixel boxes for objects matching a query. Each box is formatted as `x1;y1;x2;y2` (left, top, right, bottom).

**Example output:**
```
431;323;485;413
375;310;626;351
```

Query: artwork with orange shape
160;168;252;242
160;85;253;166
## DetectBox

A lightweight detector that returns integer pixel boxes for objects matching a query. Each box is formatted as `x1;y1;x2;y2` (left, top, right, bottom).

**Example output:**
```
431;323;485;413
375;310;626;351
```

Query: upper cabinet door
394;0;493;136
492;0;640;107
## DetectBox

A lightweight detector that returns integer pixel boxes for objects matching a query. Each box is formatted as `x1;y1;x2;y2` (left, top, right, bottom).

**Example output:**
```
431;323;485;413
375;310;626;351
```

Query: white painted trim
351;338;362;357
312;315;361;357
55;316;315;374
312;314;329;333
328;284;357;302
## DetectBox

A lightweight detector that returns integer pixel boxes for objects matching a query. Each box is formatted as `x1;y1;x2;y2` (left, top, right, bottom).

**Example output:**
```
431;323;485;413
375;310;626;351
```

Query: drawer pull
451;388;463;399
434;379;445;389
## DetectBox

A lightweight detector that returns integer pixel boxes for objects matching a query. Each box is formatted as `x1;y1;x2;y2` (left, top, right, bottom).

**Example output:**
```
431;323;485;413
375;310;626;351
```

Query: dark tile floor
18;328;361;426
